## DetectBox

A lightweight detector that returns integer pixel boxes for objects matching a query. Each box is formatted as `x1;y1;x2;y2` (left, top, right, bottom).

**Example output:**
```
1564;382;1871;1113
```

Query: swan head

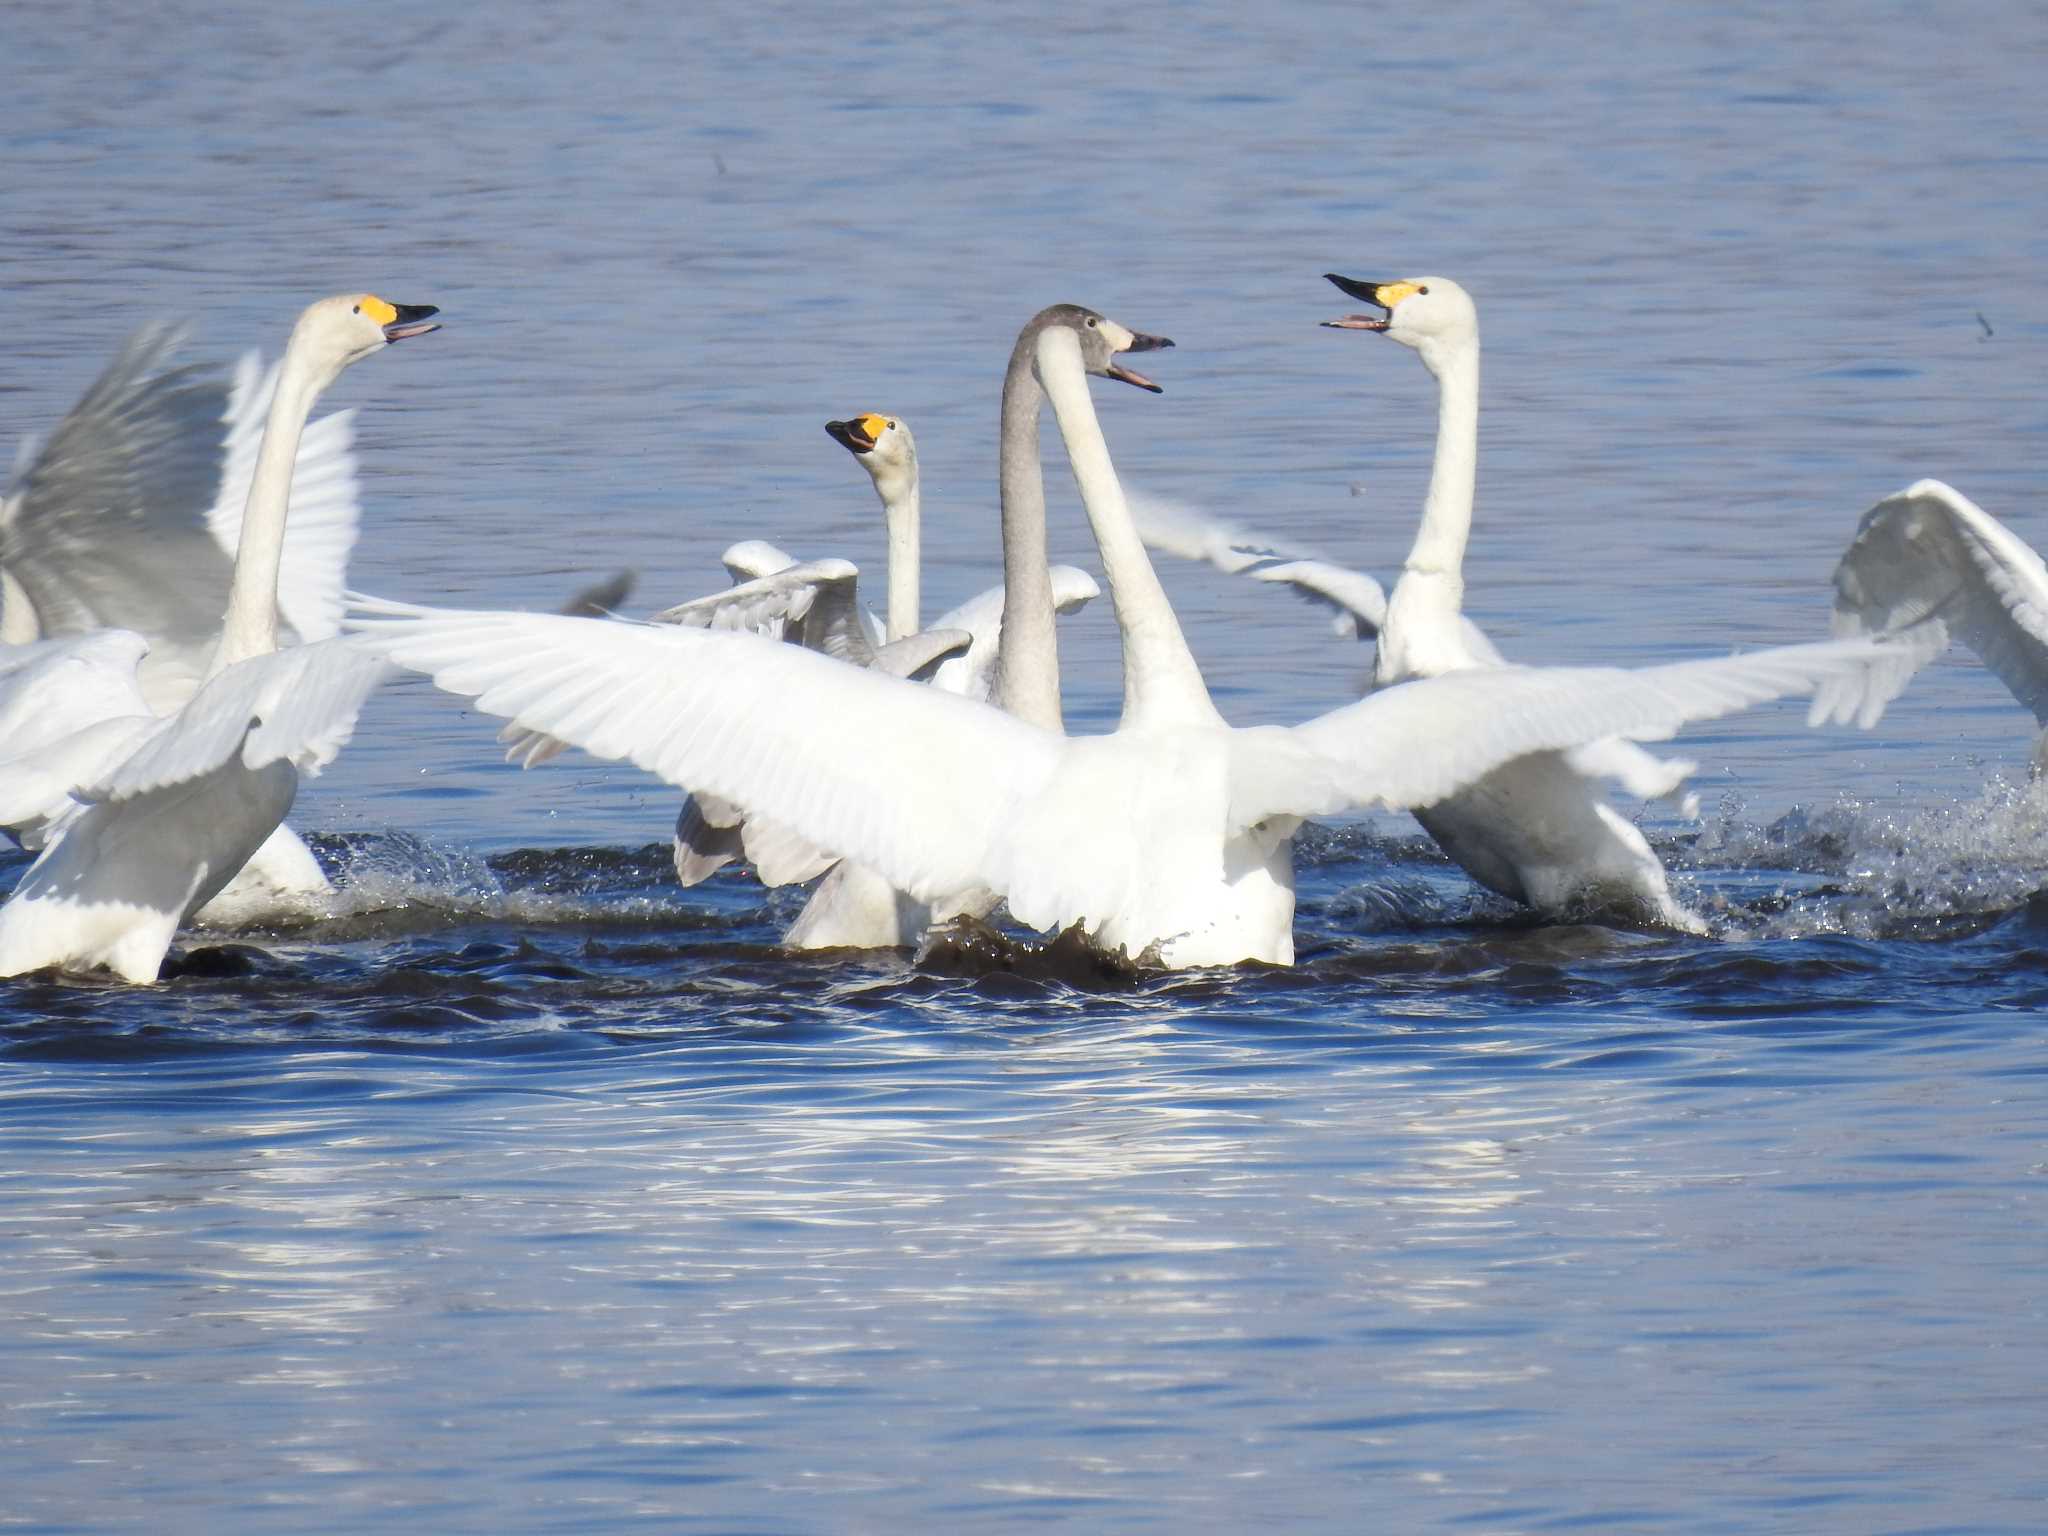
1322;274;1475;369
1031;304;1174;392
288;293;441;386
825;412;918;504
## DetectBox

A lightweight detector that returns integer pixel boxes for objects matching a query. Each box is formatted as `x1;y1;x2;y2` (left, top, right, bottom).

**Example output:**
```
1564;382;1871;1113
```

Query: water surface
3;2;2045;1531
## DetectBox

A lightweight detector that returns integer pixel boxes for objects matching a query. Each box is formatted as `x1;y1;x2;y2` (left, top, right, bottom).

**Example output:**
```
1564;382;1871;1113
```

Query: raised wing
1235;637;1912;830
1;326;233;644
1128;490;1514;662
1830;478;2048;721
722;539;797;582
346;596;1064;906
651;558;876;665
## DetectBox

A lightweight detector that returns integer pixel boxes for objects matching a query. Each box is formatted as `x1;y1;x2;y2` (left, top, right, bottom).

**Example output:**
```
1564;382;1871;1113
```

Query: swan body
0;294;436;982
1830;478;2048;762
348;306;1909;968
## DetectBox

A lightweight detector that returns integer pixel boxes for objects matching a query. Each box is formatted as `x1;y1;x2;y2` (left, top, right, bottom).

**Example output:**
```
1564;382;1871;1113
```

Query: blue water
4;1;2047;1530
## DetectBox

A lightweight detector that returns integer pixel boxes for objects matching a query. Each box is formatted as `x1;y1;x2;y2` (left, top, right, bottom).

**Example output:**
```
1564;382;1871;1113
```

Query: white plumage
1129;273;1903;930
0;293;438;982
347;307;1911;968
1829;478;2048;745
344;596;1909;967
642;396;1100;951
0;320;370;926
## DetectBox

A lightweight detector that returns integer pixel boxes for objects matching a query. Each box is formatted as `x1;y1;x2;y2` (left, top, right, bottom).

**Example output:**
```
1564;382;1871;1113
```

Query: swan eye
1086;317;1097;328
885;420;896;431
352;304;361;314
1417;285;1430;295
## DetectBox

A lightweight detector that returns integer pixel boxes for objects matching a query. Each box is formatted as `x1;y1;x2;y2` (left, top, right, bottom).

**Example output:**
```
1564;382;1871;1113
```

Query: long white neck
1403;335;1479;584
881;472;920;644
990;328;1064;732
1378;333;1480;686
1036;329;1221;732
210;346;326;674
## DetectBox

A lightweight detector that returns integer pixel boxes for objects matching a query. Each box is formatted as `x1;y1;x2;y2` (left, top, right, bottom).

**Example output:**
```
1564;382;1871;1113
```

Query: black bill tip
382;302;441;342
825;417;876;453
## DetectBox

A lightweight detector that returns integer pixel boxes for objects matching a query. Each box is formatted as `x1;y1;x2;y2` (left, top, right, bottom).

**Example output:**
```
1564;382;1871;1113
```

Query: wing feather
1;327;233;643
1831;479;2048;721
1239;638;1909;829
1127;489;1386;639
84;639;388;802
346;597;1062;905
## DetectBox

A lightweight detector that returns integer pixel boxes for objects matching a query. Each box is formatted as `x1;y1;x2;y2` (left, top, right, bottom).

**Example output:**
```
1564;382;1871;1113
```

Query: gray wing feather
2;325;233;644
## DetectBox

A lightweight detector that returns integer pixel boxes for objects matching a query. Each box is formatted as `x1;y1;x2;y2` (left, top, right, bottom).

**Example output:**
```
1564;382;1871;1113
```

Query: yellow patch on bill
857;413;889;439
358;295;399;326
1375;281;1424;308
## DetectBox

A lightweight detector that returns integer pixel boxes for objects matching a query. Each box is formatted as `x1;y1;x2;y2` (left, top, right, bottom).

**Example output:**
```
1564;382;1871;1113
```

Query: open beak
1320;273;1391;332
825;417;878;454
382;303;441;342
1107;330;1174;393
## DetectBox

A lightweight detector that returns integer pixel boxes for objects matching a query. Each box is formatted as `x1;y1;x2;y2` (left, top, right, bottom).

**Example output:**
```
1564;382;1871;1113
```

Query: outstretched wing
1127;488;1512;666
83;639;388;802
1233;637;1913;830
1830;478;2048;722
346;596;1062;906
1127;489;1386;639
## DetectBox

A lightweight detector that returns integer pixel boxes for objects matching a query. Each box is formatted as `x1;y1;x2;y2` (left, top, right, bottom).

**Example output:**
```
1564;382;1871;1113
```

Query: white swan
1129;273;1752;928
0;294;437;982
2;324;364;707
1;319;371;921
666;387;1104;947
1830;478;2048;763
347;305;1911;968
